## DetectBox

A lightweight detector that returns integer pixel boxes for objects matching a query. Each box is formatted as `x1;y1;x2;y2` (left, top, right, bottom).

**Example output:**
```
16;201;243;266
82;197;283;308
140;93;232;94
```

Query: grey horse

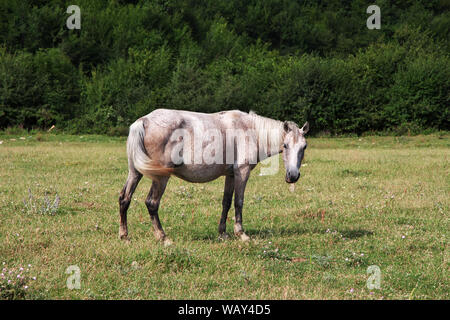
119;109;309;245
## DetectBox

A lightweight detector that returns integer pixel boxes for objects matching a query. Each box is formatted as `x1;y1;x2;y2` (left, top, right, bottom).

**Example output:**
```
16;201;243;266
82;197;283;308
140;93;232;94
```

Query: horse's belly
173;164;230;183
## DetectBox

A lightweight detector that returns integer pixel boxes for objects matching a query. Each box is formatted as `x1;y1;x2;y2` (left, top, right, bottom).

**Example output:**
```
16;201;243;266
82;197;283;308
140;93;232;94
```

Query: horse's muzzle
285;171;300;184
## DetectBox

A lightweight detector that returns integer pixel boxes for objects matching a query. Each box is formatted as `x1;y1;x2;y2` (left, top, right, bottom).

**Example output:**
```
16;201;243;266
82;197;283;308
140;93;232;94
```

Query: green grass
0;133;448;299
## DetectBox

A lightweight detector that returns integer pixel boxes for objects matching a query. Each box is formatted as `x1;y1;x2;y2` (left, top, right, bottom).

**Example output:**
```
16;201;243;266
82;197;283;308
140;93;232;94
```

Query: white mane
249;111;284;157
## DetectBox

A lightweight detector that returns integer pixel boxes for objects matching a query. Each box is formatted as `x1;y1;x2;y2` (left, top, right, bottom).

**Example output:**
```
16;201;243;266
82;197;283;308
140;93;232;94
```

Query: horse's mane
248;111;284;156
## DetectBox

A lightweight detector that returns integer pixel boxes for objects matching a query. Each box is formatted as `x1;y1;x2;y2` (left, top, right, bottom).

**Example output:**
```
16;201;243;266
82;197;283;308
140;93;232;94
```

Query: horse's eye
283;143;288;149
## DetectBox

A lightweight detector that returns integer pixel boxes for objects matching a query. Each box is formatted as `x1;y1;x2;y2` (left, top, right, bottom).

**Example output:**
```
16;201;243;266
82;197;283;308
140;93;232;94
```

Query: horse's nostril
286;171;299;183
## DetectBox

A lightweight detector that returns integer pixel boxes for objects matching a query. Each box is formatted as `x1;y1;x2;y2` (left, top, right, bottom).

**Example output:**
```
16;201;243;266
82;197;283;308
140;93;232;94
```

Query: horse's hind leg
145;176;171;246
218;175;234;239
119;170;142;240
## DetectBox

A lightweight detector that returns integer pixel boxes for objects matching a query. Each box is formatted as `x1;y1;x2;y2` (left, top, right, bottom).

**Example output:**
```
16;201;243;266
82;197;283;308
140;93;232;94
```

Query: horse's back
143;108;249;132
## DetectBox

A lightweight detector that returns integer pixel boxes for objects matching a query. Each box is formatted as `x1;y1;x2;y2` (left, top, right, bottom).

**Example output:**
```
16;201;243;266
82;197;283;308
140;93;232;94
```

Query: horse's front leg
233;165;251;242
145;176;172;246
218;175;234;239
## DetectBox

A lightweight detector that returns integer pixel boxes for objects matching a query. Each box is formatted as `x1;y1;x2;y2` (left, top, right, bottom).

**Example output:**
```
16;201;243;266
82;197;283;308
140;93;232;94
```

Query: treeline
0;0;449;135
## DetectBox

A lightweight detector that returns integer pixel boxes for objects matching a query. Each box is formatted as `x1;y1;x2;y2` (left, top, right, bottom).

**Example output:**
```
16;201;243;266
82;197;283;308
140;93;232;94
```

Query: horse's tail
127;118;173;178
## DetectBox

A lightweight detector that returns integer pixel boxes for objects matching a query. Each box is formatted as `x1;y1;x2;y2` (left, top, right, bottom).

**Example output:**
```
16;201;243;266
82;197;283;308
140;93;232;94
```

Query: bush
1;1;449;135
0;47;80;130
387;54;450;130
78;47;172;133
262;54;355;134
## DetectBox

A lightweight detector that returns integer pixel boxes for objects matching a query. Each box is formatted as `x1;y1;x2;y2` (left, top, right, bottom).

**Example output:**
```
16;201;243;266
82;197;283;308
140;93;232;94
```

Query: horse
119;109;309;245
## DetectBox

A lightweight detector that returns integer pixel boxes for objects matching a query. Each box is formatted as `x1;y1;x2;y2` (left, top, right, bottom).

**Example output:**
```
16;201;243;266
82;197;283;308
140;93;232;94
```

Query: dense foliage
0;0;449;135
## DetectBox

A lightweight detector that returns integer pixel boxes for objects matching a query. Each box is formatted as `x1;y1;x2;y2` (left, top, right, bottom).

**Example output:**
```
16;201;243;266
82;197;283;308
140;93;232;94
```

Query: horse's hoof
218;233;230;241
119;234;130;241
239;233;250;242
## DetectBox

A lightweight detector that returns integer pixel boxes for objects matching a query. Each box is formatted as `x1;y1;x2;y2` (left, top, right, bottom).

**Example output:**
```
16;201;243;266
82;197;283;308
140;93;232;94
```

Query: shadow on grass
189;225;323;241
56;206;80;216
249;227;374;240
245;227;315;239
339;229;374;239
337;168;372;177
190;226;374;241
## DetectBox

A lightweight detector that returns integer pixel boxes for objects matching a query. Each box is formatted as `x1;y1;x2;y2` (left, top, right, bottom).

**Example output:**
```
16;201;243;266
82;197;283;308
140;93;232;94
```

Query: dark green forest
0;0;449;135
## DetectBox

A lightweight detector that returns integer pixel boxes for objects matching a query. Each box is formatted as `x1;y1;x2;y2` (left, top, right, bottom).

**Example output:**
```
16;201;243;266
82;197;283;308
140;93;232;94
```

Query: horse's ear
283;121;292;133
301;122;309;134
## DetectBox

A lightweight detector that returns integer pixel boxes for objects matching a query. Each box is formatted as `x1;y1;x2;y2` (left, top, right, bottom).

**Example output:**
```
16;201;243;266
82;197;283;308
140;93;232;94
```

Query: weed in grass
0;263;37;300
22;188;60;215
343;251;369;267
310;254;333;269
175;186;193;199
259;242;292;261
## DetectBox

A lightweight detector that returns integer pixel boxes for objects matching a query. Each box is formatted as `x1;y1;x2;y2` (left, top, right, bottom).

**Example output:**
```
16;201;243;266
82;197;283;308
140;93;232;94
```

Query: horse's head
282;121;309;183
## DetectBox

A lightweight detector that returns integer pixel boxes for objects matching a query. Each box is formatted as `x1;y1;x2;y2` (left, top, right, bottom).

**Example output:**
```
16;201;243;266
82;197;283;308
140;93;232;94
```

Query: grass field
0;133;448;300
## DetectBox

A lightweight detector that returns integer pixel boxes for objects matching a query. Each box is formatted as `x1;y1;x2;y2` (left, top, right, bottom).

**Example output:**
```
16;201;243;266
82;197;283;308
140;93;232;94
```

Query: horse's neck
251;115;285;161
